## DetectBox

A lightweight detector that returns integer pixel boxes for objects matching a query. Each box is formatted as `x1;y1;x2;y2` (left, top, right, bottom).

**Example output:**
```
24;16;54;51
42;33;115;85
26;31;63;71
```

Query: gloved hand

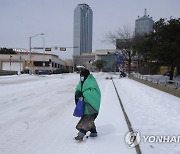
75;91;83;98
75;91;83;105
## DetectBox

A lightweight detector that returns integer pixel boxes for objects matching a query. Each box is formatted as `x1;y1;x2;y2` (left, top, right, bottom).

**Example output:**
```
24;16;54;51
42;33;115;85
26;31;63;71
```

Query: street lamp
42;37;45;69
10;55;13;71
29;33;45;74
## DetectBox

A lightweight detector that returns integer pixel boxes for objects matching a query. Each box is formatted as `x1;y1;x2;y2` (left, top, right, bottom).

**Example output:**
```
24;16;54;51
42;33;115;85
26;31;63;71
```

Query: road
0;73;136;154
0;73;180;154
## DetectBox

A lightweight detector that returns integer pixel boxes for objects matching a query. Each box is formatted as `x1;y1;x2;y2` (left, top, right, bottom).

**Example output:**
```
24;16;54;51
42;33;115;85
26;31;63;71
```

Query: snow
0;73;180;154
114;78;180;154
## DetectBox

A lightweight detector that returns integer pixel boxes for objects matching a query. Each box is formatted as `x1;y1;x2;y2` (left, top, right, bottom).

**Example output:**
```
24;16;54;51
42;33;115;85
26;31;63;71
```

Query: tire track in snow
0;121;29;154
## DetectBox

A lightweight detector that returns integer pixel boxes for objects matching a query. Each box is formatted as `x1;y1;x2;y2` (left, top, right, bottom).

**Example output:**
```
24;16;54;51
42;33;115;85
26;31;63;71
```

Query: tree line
105;18;180;80
0;48;16;54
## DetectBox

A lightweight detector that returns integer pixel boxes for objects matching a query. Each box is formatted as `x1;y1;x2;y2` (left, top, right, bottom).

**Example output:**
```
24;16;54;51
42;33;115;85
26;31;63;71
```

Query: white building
0;51;67;74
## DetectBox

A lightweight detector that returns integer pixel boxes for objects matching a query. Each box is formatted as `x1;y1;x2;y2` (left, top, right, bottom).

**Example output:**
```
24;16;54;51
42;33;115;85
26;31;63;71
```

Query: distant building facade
0;49;73;74
73;53;95;71
73;4;93;56
95;49;120;72
135;9;154;36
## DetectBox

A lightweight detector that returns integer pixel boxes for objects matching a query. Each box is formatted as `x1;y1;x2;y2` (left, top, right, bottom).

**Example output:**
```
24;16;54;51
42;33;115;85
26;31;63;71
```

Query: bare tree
104;25;136;74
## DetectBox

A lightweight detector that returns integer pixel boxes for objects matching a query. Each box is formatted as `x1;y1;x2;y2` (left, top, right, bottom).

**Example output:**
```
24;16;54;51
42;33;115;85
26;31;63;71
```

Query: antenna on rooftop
144;8;147;16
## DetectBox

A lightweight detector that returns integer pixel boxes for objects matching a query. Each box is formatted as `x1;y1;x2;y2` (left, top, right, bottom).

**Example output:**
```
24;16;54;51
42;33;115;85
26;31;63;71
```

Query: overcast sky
0;0;180;59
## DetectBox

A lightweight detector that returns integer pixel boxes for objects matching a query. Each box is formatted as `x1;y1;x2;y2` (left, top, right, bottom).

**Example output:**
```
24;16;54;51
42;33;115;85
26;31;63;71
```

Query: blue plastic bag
73;98;84;117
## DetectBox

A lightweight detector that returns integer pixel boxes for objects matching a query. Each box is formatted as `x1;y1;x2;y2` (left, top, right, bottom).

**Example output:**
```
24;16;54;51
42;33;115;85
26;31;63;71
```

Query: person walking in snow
74;69;101;141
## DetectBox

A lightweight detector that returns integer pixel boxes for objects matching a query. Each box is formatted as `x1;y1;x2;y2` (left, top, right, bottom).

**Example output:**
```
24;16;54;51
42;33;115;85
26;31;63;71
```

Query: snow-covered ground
0;73;180;154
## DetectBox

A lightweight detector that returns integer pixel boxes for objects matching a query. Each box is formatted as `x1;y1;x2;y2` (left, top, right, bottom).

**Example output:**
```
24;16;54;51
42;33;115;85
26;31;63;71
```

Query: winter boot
75;132;85;141
90;128;97;137
89;132;97;137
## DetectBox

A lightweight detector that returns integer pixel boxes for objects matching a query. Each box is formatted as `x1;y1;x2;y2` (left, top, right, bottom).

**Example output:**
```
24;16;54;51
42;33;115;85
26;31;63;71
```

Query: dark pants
76;114;97;135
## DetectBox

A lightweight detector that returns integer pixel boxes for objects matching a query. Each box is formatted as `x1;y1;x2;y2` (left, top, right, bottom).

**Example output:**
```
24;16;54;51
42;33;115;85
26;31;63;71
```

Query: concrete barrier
129;74;180;98
0;70;18;76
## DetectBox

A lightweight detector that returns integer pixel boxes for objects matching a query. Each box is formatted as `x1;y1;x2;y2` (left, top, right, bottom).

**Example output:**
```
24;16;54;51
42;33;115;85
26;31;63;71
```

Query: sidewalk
114;78;180;154
93;79;136;154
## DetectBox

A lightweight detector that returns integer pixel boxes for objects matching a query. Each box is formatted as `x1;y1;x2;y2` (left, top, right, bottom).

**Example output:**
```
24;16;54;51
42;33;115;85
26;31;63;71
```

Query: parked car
36;70;51;75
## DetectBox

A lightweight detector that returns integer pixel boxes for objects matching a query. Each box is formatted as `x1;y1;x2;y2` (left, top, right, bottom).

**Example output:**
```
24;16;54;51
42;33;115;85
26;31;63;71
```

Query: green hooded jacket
75;74;101;115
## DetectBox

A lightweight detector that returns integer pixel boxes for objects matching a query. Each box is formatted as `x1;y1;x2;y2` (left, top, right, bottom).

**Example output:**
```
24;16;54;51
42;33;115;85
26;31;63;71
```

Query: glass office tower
73;4;93;56
135;9;154;36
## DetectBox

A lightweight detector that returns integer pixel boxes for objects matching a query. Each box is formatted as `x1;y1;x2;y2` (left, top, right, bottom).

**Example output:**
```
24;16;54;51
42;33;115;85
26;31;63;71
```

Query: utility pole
29;33;45;74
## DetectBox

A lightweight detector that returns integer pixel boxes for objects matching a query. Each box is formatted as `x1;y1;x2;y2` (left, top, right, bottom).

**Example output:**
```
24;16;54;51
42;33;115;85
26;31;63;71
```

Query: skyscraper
73;4;93;56
135;9;154;36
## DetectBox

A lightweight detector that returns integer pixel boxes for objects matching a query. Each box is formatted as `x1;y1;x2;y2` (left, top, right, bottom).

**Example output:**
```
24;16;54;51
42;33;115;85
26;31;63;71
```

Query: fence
129;74;180;98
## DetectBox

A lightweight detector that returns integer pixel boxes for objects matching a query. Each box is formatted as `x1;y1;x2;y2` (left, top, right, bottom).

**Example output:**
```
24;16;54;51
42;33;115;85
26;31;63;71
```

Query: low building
65;59;73;73
95;49;119;72
0;51;67;74
73;49;125;72
73;53;95;71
